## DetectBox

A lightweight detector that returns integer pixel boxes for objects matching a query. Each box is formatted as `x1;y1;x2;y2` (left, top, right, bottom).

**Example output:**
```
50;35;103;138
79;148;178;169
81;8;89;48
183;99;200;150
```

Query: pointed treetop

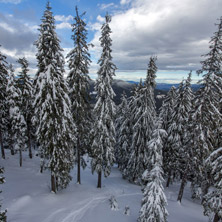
46;1;51;10
145;56;157;88
105;13;111;23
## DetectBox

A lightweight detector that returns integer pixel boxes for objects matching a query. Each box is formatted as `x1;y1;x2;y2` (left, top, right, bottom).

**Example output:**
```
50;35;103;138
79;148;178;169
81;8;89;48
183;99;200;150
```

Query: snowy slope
1;151;208;222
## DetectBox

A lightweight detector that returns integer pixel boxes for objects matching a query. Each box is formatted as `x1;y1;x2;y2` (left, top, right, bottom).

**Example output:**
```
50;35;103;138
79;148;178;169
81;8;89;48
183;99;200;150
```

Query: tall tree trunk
213;213;220;222
177;172;187;202
28;125;32;159
19;149;22;167
40;156;44;173
201;175;210;204
51;171;56;193
56;176;58;191
77;139;81;184
10;146;15;155
97;171;102;188
166;170;171;187
0;130;5;159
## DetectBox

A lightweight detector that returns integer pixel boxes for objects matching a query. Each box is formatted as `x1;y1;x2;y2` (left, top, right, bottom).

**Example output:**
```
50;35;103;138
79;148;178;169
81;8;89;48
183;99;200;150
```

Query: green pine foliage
0;47;8;160
66;6;92;184
123;57;157;184
33;2;76;192
138;120;168;222
189;17;222;199
6;66;27;167
115;92;131;171
164;73;193;193
91;13;116;188
203;147;222;221
17;57;34;159
0;167;6;222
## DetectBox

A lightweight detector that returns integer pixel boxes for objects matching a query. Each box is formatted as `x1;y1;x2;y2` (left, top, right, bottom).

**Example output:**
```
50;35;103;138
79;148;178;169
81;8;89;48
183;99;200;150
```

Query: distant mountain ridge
89;79;167;109
126;81;201;91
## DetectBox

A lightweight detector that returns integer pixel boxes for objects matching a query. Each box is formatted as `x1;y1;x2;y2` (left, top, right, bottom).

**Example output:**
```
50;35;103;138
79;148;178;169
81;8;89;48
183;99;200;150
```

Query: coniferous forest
0;2;222;222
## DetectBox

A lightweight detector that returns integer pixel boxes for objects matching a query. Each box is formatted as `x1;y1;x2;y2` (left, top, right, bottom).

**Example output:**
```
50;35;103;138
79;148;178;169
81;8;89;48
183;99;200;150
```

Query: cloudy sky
0;0;221;83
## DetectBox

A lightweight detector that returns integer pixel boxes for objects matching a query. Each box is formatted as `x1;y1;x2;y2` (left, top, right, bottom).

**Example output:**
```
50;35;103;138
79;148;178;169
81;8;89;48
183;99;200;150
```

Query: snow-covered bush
109;195;119;211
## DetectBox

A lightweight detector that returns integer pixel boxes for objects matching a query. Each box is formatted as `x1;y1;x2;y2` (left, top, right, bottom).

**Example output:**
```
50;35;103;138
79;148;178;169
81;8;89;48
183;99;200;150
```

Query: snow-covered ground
1;151;208;222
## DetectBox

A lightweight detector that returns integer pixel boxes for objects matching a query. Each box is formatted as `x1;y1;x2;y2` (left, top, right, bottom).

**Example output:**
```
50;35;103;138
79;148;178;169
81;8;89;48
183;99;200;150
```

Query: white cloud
54;15;73;22
99;3;115;10
0;22;15;33
90;0;222;75
97;15;105;23
88;15;104;31
120;0;131;5
56;22;72;30
0;0;21;4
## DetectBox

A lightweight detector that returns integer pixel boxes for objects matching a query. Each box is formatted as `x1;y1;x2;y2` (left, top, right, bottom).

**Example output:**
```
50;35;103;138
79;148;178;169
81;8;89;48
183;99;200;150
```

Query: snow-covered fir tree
203;147;222;222
123;57;157;184
0;167;6;222
163;80;185;187
17;57;34;159
159;86;177;187
91;13;116;188
115;92;130;170
6;65;27;167
33;2;76;192
66;6;92;184
197;16;222;149
176;72;194;202
159;86;177;136
109;195;119;211
138;120;168;222
188;17;222;199
159;73;194;200
0;47;8;160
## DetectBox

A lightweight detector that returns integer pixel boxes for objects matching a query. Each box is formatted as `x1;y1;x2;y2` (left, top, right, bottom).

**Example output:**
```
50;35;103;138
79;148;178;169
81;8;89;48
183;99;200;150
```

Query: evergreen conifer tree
17;57;34;159
66;6;91;184
0;47;8;159
115;92;128;168
159;86;177;135
0;167;6;222
123;57;157;183
138;120;168;222
189;17;222;199
159;86;177;187
203;147;222;222
7;65;27;167
91;13;116;188
33;2;76;192
176;72;194;202
163;80;185;187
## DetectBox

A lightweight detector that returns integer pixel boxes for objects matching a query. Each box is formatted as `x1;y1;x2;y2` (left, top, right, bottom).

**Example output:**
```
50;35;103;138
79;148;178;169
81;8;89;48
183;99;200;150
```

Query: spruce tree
176;72;194;202
138;120;168;222
0;47;8;159
159;86;177;187
123;57;157;184
115;92;128;168
33;2;75;192
91;13;116;188
159;86;177;135
6;65;27;167
66;6;91;184
203;147;222;222
163;81;184;187
0;167;6;222
17;57;33;159
189;17;222;199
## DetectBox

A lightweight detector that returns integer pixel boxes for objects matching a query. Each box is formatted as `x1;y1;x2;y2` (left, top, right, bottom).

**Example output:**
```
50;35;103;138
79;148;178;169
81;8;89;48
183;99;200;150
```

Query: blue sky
0;0;222;83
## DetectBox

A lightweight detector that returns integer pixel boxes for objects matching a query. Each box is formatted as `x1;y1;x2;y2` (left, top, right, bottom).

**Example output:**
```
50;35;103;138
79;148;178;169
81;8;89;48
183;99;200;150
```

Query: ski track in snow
60;196;108;222
42;192;141;222
42;208;66;222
